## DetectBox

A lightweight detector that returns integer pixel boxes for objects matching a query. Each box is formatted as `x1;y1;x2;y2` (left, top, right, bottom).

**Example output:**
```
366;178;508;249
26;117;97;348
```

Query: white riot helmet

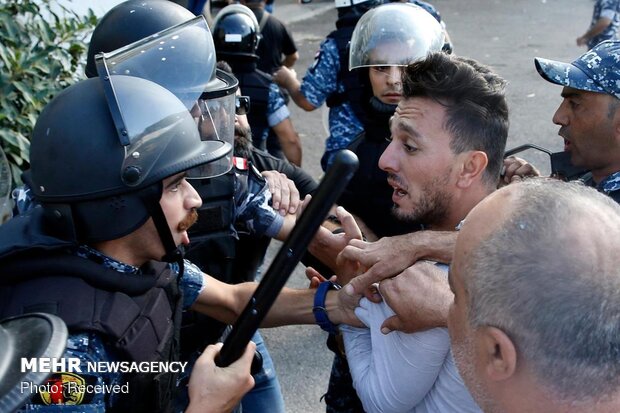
349;3;444;70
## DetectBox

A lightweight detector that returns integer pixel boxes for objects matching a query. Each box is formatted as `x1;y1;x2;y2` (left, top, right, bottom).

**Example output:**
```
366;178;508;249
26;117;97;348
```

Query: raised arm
341;231;457;296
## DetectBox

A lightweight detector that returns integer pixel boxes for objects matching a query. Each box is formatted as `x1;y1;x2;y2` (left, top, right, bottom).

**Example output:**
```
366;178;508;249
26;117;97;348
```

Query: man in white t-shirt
338;52;509;412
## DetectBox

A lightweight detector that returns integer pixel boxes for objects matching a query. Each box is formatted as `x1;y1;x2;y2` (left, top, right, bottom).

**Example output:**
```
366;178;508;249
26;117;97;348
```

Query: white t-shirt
341;266;481;413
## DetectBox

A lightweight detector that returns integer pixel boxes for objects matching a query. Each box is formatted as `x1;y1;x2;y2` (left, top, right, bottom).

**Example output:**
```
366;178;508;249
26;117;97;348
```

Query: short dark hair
402;53;509;186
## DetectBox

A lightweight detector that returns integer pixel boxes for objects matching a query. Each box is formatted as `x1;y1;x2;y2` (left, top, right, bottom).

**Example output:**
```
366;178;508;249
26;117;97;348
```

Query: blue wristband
313;281;341;334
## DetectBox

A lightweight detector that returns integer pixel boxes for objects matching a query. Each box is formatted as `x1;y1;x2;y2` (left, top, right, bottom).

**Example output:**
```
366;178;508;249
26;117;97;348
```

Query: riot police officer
273;0;447;172
0;16;350;412
83;3;316;412
273;0;381;171
212;4;303;166
0;50;255;411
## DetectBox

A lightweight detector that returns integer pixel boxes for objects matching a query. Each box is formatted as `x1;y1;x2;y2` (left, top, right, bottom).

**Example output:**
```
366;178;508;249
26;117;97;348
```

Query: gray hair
465;179;620;402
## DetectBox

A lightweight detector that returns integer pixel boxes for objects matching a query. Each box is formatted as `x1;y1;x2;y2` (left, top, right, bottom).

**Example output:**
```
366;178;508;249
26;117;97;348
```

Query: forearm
307;226;340;272
191;276;257;324
410;230;457;264
279;139;302;167
193;271;348;329
282;52;298;68
583;17;612;38
272;121;302;166
285;83;316;111
262;288;344;327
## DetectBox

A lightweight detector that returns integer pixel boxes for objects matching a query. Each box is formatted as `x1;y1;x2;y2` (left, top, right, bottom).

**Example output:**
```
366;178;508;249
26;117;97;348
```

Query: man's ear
456;151;488;189
476;326;517;382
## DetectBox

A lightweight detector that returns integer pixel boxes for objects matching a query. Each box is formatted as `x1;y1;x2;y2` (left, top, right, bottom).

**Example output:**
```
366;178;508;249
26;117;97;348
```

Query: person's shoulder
320;36;339;52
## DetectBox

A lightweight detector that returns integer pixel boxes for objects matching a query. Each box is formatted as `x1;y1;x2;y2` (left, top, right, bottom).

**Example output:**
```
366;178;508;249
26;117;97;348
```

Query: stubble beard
451;333;501;413
392;173;453;228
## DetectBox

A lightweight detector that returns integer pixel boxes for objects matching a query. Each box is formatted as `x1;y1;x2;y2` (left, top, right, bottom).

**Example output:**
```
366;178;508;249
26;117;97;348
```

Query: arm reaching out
341;231;457;296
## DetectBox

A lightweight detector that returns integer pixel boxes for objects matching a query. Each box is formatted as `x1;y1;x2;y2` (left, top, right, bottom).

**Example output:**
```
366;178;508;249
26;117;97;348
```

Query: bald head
458;179;620;403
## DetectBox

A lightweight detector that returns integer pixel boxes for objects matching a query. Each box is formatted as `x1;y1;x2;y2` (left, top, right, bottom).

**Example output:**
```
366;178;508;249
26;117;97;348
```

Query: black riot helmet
30;75;229;250
212;4;261;59
85;0;195;78
30;74;230;263
87;3;237;177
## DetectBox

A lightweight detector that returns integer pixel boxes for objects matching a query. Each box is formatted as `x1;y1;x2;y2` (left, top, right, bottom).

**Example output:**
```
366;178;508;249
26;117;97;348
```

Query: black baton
216;149;359;368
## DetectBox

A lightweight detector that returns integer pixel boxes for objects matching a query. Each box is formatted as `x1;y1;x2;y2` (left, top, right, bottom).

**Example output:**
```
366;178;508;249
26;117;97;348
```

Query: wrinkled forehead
389;98;433;131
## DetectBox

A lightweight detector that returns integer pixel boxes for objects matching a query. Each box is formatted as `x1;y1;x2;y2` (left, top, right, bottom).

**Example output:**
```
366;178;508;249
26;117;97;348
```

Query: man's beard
391;173;453;228
178;209;198;232
234;125;253;158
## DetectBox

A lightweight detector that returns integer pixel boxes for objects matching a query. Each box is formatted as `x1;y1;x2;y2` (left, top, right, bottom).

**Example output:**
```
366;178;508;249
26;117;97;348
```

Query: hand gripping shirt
340;264;481;413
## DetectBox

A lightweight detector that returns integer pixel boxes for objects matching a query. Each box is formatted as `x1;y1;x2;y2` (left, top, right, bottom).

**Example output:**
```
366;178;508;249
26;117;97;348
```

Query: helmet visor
105;75;231;187
95;16;235;183
188;70;238;178
101;16;217;109
349;4;444;70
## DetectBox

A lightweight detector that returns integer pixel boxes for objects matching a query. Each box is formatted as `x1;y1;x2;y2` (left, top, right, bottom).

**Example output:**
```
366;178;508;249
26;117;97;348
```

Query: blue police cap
534;40;620;99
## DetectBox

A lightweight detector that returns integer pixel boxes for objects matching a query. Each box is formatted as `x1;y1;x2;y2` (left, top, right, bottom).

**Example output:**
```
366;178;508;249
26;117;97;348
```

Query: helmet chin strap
140;184;186;281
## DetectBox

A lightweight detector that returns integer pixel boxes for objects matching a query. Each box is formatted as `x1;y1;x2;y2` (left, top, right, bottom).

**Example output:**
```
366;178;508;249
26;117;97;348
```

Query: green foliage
0;0;97;184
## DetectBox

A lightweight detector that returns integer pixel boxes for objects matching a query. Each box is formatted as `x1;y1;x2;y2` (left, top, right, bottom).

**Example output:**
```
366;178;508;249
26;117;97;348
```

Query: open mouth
387;176;408;200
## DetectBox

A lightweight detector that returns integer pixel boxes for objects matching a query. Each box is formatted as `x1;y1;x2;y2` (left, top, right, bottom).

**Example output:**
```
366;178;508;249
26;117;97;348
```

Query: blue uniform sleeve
170;260;205;309
300;38;341;107
267;83;290;127
234;166;284;238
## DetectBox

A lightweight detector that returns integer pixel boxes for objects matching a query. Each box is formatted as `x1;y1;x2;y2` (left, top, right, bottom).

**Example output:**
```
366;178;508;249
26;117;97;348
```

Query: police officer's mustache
178;209;198;232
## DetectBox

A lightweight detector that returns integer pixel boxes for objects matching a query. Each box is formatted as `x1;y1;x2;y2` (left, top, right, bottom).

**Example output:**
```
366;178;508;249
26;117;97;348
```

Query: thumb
336;206;362;240
380;315;400;335
237;341;257;366
345;266;378;296
204;342;224;357
305;266;328;283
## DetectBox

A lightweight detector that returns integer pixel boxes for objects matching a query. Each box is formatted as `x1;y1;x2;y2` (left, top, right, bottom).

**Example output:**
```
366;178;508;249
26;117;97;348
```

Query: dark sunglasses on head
236;95;250;115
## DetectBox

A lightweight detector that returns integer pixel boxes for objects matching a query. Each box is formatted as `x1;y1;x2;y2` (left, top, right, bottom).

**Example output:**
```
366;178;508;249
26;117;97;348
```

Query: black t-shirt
251;8;297;74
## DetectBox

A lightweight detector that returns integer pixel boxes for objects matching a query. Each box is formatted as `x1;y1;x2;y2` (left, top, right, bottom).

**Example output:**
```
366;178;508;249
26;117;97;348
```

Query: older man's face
448;188;515;413
448;217;487;411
